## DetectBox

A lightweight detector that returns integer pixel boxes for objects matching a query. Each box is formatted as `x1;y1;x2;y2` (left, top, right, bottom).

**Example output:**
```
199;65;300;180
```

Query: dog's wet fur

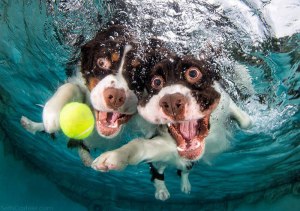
21;23;252;201
92;39;252;201
80;25;142;138
81;25;145;95
20;24;159;165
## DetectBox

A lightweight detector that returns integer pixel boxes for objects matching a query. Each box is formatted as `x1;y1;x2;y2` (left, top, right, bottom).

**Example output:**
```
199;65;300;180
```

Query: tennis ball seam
73;124;94;139
59;102;95;140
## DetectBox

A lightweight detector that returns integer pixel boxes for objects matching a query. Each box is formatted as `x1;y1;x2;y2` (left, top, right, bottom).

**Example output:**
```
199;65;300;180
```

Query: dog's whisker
35;104;44;108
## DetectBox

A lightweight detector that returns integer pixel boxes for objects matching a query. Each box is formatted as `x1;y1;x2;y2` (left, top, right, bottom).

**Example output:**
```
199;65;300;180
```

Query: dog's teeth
177;146;185;152
109;124;118;129
195;141;201;148
167;123;171;127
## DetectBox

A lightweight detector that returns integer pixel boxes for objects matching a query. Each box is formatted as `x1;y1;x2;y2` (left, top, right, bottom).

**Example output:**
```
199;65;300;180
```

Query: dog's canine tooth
177;146;185;152
195;141;201;149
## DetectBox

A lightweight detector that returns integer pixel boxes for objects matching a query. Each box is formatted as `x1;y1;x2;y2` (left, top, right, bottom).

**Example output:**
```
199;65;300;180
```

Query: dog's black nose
159;93;187;120
103;87;126;110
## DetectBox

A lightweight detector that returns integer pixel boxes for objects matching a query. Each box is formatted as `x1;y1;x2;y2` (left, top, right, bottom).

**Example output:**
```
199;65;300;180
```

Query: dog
21;24;157;166
91;52;252;200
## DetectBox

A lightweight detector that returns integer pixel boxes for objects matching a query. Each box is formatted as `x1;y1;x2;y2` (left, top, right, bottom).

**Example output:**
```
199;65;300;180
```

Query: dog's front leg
43;83;84;133
229;99;252;129
92;136;174;172
91;139;147;171
21;83;84;134
180;170;191;194
150;162;170;201
78;146;94;167
21;116;45;134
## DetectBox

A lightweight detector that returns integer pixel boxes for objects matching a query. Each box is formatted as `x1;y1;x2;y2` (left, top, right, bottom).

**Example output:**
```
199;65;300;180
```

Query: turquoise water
0;1;299;210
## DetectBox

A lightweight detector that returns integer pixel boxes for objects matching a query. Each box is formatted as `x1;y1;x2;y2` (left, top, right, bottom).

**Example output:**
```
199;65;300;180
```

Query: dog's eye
97;58;111;70
151;76;164;90
185;67;202;84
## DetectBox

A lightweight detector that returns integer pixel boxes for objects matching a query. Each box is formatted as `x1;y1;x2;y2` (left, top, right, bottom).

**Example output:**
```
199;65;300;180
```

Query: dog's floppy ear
81;25;129;73
81;40;95;73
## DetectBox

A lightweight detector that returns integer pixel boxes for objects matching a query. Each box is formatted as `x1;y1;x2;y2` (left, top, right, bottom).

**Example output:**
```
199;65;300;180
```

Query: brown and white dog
21;25;156;165
91;53;252;200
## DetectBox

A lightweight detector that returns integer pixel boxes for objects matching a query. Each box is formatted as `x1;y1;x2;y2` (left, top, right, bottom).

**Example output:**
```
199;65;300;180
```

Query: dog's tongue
107;112;121;124
179;120;198;140
98;112;121;124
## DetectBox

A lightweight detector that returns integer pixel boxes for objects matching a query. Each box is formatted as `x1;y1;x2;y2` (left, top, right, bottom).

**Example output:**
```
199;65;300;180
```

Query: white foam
262;0;300;38
208;0;300;38
243;97;298;136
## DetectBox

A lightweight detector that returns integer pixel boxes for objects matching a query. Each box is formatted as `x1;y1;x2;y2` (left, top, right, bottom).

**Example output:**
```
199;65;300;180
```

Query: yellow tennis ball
59;102;94;140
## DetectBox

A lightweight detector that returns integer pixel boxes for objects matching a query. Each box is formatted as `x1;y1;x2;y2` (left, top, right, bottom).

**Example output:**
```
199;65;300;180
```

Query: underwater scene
0;0;299;210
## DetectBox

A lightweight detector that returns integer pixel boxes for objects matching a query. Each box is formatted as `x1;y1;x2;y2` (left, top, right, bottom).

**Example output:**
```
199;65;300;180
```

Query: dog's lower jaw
177;141;205;161
96;121;123;138
95;110;133;138
167;116;210;161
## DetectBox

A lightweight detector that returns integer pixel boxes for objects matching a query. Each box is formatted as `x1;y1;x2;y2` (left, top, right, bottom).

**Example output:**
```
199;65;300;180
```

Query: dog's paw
42;107;60;133
91;151;128;172
78;148;93;167
154;179;170;201
20;116;36;134
155;188;170;201
239;111;252;129
181;177;191;194
20;116;44;134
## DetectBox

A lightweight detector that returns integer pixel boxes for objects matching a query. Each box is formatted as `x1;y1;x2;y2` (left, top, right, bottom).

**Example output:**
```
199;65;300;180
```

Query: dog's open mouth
168;116;210;161
95;111;132;137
